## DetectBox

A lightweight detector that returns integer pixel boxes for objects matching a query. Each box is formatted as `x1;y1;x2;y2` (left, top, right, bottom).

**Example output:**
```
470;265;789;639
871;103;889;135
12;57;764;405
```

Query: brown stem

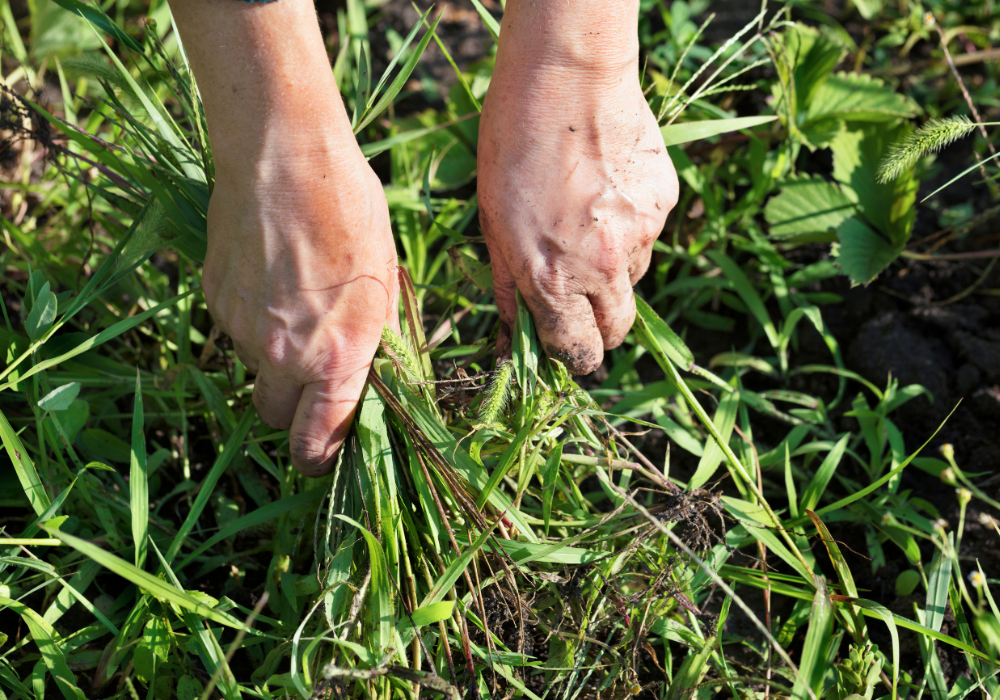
901;249;1000;261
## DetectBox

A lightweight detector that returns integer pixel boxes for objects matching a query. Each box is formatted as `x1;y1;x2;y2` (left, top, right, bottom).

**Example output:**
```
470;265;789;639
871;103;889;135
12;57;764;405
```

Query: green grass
1;1;999;699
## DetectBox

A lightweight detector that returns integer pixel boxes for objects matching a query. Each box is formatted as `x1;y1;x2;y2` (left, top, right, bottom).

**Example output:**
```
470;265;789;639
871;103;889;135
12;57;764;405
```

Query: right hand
203;134;399;477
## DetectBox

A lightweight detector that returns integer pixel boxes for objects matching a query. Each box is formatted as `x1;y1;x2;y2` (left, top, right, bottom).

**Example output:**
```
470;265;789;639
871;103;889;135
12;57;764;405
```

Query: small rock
954;331;1000;383
972;385;1000;421
911;304;988;332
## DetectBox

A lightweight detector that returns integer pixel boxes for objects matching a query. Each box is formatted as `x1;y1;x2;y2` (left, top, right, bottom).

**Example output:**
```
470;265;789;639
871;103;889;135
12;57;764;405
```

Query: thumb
288;370;368;477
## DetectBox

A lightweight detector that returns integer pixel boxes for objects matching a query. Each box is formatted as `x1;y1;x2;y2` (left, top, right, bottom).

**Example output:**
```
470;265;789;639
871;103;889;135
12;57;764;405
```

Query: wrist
498;0;640;76
169;0;357;171
209;84;358;175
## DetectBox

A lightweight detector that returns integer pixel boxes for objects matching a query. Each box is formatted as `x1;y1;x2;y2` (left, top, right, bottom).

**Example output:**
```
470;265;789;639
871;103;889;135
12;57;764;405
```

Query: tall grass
0;2;997;700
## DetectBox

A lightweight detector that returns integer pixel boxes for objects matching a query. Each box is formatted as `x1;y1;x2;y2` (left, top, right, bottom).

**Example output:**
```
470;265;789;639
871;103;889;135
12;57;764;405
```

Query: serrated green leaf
765;175;856;238
832;124;918;244
800;116;845;150
807;72;918;125
834;217;902;285
773;24;844;123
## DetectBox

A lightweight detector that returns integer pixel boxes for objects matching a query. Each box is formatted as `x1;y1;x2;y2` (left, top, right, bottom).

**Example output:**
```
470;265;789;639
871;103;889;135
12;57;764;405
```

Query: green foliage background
1;0;999;699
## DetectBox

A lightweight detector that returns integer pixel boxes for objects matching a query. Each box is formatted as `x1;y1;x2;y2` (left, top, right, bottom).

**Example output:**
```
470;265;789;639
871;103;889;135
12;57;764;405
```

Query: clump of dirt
846;310;953;400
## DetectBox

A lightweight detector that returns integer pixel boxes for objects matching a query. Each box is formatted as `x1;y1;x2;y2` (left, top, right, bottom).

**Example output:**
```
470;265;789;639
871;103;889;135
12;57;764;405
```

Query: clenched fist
171;0;398;476
204;145;398;477
478;0;679;375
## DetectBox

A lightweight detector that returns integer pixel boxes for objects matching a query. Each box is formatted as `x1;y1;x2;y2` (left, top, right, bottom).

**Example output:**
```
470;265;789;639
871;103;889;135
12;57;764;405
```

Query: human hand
478;0;679;375
204;140;398;477
170;0;398;476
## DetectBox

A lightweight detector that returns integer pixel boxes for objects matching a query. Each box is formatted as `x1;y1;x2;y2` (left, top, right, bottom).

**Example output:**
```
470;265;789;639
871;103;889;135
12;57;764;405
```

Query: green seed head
380;327;422;383
479;360;515;426
876;116;976;184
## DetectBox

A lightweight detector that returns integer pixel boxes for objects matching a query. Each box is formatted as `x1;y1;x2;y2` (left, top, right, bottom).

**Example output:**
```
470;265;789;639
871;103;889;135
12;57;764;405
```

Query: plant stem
900;249;1000;261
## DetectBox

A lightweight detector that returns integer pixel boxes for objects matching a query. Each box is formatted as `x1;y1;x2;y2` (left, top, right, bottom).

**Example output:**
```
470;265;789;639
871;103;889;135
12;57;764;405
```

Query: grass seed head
876;116;977;183
478;359;515;426
380;327;422;383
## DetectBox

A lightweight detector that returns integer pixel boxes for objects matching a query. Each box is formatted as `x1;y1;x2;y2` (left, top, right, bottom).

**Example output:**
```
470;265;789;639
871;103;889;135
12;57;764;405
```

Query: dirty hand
478;0;679;375
171;0;398;476
205;147;398;477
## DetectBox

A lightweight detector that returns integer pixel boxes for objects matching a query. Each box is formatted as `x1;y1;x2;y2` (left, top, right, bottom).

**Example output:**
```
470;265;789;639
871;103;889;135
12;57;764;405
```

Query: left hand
477;4;679;374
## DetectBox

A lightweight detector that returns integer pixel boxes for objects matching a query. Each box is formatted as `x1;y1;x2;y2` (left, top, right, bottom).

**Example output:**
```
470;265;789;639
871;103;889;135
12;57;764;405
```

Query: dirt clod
847;311;952;399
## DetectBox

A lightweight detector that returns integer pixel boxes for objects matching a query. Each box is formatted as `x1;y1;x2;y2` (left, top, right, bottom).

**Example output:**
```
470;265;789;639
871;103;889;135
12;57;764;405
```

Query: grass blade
130;369;148;569
800;434;848;512
469;0;500;43
706;250;780;350
335;515;392;654
793;576;833;700
661;115;777;146
43;527;246;630
0;290;196;393
850;599;900;700
0;408;51;515
354;13;443;134
164;406;257;562
0;596;87;700
175;490;326;572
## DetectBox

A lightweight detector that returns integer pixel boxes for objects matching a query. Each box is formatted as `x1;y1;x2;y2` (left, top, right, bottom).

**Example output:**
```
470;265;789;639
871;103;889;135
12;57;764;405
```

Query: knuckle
594;243;624;284
257;328;293;369
531;266;579;303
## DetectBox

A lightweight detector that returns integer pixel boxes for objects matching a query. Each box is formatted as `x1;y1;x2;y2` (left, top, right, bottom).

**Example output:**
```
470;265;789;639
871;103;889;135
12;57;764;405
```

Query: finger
252;366;302;430
590;272;637;350
488;247;518;333
288;371;367;477
524;284;604;376
232;339;260;374
628;241;655;287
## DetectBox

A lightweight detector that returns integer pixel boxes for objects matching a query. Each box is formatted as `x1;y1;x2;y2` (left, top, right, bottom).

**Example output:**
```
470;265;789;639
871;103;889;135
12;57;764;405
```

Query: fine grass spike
659;13;716;122
478;359;515;426
381;326;423;384
877;116;977;183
